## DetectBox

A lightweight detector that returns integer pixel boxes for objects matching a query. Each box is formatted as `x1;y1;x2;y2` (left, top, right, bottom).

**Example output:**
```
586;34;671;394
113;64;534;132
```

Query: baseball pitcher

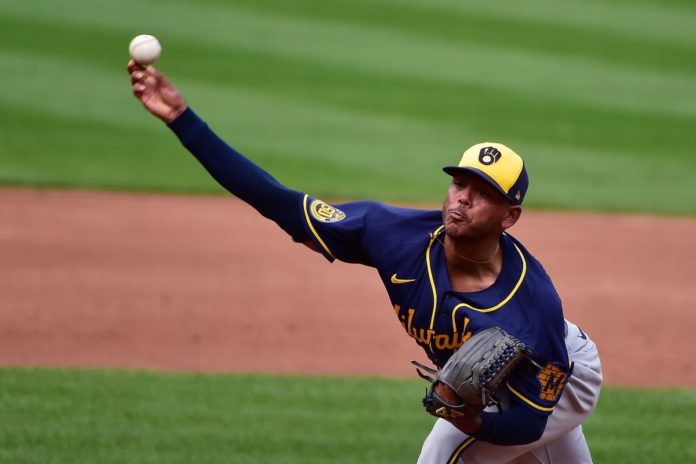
128;61;602;464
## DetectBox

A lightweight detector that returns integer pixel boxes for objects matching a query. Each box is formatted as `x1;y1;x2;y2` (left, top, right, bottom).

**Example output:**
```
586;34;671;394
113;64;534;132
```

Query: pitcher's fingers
147;66;173;87
146;66;167;85
127;59;146;73
130;70;145;86
132;82;147;99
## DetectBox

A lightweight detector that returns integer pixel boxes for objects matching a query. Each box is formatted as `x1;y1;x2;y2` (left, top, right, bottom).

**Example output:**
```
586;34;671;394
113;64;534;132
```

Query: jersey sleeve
299;195;379;266
505;347;571;415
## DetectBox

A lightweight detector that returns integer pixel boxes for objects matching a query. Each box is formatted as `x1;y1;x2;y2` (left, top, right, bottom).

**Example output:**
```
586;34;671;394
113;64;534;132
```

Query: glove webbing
412;328;536;419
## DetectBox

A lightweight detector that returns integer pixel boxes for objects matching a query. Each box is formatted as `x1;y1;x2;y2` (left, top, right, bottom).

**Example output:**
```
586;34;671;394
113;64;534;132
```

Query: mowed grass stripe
2;0;695;122
2;0;696;118
0;0;695;212
5;0;696;82
205;0;696;76
0;101;447;198
2;49;693;212
1;368;696;463
3;11;696;162
0;368;431;464
520;142;695;213
587;388;696;462
382;0;696;48
0;105;216;193
5;11;696;154
3;8;695;151
0;84;457;201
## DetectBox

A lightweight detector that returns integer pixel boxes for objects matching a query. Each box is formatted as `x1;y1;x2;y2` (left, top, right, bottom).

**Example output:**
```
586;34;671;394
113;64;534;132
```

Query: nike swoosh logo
391;274;416;284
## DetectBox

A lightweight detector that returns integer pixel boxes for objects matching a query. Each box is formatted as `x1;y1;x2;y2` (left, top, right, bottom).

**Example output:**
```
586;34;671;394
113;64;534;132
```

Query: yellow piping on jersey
427;226;445;331
448;437;477;464
451;241;527;331
506;381;555;413
426;225;445;353
302;194;336;260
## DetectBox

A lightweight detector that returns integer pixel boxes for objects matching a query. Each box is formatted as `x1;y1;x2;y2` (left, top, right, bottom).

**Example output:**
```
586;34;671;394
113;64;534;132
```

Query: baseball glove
412;327;532;419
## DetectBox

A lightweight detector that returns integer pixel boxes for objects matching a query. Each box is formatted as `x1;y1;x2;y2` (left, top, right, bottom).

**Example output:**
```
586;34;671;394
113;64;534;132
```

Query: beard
442;206;476;240
441;204;497;241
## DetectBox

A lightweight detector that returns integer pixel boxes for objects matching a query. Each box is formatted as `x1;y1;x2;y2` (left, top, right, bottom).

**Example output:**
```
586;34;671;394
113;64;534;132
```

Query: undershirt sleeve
475;398;548;445
167;108;308;242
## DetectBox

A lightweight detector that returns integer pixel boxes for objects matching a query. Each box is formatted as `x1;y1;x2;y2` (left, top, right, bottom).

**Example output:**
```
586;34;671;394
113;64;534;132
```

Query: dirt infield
1;188;695;387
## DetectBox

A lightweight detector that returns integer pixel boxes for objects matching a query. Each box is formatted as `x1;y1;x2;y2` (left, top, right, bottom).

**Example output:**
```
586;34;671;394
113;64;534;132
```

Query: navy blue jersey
166;109;570;420
299;195;570;415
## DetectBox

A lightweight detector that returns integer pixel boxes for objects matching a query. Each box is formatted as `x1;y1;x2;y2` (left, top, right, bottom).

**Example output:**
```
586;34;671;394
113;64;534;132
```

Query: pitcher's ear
502;206;522;230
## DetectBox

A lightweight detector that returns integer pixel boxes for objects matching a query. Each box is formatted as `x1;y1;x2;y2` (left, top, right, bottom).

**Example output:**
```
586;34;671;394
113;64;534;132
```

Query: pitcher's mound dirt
1;188;694;387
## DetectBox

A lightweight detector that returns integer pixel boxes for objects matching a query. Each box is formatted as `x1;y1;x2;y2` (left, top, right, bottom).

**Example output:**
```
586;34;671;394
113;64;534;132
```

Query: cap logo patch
515;191;521;201
479;146;502;165
309;200;346;223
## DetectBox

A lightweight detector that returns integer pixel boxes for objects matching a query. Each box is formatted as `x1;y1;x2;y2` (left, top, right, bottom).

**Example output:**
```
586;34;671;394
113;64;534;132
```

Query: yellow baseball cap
443;142;528;205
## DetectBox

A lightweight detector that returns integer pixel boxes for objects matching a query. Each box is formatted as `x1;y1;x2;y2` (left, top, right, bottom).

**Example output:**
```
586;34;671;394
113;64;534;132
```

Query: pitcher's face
442;172;520;240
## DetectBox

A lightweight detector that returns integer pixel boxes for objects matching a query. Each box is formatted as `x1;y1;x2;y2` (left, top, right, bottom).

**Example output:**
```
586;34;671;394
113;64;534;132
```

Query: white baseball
129;35;162;65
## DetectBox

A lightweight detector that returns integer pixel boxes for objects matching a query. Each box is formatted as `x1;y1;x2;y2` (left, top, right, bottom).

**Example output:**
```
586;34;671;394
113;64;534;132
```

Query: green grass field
1;368;695;464
1;0;696;213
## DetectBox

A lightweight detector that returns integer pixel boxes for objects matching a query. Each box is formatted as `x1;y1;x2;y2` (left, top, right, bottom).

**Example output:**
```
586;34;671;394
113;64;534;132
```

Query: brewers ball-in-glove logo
479;146;502;165
310;200;346;223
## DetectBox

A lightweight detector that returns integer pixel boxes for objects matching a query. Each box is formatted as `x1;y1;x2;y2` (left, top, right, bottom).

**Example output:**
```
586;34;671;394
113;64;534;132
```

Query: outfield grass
0;368;431;464
1;0;695;214
1;368;694;463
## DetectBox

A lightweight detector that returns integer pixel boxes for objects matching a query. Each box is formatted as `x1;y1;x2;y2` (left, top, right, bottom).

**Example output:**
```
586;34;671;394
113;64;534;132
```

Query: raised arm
127;61;316;249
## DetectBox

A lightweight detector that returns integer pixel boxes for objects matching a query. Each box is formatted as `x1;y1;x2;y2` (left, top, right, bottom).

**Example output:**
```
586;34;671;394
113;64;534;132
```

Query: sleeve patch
537;363;568;402
309;200;346;223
